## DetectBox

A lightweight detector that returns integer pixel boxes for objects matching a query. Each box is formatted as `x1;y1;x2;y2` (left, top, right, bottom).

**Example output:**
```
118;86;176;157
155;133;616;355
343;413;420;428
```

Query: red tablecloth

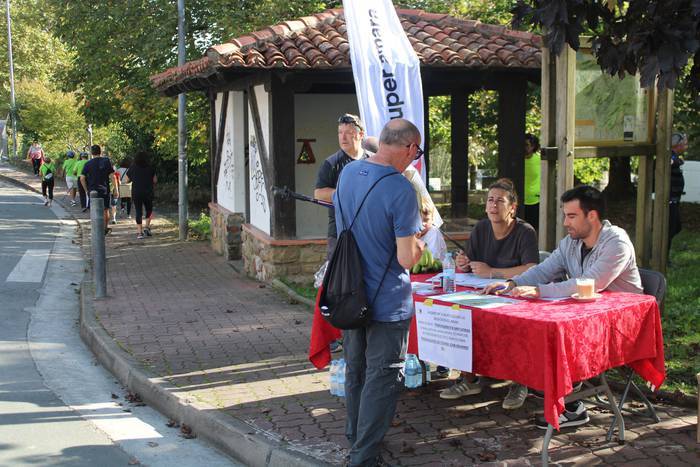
309;274;666;430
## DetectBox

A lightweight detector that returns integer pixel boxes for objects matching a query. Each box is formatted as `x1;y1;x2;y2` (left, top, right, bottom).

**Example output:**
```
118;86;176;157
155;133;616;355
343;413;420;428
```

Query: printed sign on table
415;301;472;372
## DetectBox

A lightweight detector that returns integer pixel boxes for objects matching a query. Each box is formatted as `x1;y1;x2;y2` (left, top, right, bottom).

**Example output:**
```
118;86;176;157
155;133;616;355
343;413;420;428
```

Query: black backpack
319;172;397;329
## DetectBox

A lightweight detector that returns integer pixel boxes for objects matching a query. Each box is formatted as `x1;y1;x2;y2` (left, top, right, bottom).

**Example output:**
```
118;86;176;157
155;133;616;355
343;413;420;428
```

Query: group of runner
27;141;156;239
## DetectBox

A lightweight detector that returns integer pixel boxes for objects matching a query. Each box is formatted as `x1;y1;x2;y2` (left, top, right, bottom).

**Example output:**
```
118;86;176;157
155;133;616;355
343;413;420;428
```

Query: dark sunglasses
338;115;363;131
406;143;424;160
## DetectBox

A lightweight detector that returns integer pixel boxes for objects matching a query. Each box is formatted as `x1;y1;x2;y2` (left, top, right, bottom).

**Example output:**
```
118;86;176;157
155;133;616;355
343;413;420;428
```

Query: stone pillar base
242;223;326;284
209;202;245;260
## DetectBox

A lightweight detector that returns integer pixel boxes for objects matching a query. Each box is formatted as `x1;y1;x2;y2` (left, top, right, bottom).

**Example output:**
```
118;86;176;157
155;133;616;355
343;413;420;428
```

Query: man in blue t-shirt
334;118;425;467
80;144;118;235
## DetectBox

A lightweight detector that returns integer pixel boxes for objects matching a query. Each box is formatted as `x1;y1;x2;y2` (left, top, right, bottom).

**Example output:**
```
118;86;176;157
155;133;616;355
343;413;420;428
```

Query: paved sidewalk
2;160;698;466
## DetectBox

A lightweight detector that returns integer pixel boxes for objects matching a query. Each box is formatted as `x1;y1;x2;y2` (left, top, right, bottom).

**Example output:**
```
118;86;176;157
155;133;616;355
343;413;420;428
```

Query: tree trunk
604;157;635;199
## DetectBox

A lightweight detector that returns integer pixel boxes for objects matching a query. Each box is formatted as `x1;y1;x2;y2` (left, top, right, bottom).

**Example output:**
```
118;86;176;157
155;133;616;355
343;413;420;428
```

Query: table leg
541;424;554;466
600;372;625;442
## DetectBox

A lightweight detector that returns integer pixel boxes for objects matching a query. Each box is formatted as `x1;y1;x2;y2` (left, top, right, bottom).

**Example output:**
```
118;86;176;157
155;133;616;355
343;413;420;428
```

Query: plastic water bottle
404;354;420;388
329;359;338;395
421;360;431;385
443;252;456;293
337;359;346;397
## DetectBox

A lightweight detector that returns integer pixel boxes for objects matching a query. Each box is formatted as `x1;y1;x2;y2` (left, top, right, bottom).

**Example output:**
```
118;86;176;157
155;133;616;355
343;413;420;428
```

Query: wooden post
450;90;469;217
635;153;654;267
555;45;576;241
539;47;558;251
423;94;430;181
268;73;296;239
651;88;674;273
209;91;217;202
497;80;527;218
212;91;229;204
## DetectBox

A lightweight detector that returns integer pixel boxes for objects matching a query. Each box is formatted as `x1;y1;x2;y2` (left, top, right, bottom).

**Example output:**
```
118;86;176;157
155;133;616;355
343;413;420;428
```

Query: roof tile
152;8;541;92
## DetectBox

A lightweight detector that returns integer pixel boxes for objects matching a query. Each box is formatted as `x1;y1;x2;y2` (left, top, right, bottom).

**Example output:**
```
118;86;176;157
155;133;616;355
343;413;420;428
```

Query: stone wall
209;202;245;260
242;224;326;284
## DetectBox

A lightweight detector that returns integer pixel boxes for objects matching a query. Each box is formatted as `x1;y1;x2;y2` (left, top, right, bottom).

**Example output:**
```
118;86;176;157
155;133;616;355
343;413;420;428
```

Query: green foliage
15;80;85;154
0;1;74;113
187;212;211;240
574;158;608;185
513;0;700;93
663;229;700;394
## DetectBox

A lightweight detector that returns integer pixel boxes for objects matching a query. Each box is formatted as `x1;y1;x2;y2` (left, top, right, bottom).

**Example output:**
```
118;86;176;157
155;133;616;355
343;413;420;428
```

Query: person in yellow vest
62;150;78;206
523;133;541;230
39;156;56;207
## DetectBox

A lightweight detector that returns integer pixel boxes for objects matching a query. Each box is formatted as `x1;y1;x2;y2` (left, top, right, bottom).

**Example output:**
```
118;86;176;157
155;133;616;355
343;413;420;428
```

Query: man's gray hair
379;119;420;146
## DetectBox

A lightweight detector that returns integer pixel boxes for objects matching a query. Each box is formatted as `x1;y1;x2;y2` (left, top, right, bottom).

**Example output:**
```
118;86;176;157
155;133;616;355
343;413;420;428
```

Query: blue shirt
333;160;421;322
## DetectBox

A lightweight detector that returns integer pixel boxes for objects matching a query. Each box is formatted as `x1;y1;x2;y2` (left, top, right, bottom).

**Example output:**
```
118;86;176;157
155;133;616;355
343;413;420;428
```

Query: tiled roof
151;8;541;94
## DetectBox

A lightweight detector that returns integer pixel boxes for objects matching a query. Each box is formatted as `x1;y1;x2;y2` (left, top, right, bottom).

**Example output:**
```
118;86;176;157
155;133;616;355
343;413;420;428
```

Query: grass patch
663;229;700;395
188;212;211;240
279;277;317;301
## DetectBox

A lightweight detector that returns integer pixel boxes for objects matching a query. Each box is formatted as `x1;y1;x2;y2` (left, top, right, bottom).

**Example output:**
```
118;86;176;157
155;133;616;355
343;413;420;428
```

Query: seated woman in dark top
439;178;538;410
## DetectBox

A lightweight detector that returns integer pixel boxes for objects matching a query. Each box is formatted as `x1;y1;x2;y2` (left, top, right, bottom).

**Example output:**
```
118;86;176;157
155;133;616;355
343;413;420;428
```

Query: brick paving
2;160;698;465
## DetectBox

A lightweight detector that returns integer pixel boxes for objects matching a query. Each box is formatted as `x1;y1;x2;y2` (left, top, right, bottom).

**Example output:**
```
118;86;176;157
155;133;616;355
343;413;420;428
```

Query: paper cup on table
576;278;595;299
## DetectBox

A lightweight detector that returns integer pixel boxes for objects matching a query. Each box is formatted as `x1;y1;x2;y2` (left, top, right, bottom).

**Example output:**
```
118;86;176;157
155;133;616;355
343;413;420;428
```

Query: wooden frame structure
539;44;673;273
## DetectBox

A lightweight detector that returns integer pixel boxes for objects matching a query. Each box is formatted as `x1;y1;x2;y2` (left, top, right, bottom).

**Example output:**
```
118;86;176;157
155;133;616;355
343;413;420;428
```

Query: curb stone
271;279;316;309
0;164;331;466
79;280;329;467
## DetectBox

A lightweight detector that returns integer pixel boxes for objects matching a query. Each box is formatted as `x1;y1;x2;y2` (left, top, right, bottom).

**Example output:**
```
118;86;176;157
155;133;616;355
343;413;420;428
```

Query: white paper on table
454;273;500;289
415;301;472;372
411;281;436;295
428;291;521;309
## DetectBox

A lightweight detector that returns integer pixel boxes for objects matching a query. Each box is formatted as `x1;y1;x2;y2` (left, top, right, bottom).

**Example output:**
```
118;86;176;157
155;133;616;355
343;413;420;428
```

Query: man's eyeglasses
406;143;424;160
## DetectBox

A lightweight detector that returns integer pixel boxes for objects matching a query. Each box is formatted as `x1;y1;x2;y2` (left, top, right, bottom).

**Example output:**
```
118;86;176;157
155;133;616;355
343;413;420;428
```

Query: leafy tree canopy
512;0;700;98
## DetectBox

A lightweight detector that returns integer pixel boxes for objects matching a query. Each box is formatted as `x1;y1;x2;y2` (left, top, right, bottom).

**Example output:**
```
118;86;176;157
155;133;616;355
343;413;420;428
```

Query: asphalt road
0;179;236;466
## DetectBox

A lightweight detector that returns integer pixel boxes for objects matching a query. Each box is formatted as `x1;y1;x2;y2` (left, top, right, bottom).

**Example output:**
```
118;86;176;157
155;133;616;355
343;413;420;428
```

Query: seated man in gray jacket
485;184;643;428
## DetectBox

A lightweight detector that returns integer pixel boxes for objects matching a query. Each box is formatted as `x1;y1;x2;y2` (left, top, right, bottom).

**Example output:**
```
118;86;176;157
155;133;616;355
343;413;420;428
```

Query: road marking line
6;249;50;282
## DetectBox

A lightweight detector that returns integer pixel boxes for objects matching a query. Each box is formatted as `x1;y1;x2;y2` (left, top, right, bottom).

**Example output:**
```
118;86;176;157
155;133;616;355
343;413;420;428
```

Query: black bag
319;173;397;329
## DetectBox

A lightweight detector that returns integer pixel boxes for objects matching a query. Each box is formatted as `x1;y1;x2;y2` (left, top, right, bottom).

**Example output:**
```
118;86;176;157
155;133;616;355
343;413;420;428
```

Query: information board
575;48;653;145
415;301;472;372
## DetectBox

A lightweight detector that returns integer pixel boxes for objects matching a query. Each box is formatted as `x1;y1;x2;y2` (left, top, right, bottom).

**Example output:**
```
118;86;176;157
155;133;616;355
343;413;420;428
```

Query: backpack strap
336;171;397;231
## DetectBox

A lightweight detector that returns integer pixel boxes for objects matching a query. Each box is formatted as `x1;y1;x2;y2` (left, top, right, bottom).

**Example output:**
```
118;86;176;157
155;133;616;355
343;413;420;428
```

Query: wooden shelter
151;8;541;282
539;41;673;273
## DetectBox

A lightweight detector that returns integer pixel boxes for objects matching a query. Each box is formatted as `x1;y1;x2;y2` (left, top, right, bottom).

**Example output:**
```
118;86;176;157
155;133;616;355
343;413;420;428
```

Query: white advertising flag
343;0;426;181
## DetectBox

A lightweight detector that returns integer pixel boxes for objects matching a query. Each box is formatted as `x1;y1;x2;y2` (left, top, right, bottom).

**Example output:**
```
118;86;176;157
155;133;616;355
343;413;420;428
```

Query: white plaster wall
682;161;700;203
294;94;361;238
216;91;247;214
249;85;271;235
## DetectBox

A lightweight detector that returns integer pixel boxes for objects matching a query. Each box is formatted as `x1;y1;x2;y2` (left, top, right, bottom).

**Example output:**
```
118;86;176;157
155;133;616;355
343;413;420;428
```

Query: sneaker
439;377;482;399
144;228;152;237
502;383;528;410
330;340;343;353
104;228;112;236
70;200;77;206
137;233;144;240
535;401;589;429
110;219;117;225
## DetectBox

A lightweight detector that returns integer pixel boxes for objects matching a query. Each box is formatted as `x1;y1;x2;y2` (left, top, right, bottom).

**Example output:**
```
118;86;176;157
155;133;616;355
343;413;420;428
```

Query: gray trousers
344;318;410;466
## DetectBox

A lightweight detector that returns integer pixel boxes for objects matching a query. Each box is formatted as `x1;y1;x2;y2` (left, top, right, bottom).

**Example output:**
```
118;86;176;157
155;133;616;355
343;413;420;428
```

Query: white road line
6;249;50;282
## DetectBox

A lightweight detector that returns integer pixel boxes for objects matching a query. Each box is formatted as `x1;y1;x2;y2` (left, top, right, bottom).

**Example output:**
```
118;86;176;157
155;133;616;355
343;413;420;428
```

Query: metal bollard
90;190;106;298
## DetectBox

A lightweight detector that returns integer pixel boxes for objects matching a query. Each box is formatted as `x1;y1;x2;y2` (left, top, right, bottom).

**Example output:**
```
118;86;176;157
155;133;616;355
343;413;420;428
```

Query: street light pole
5;0;17;159
177;0;188;240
